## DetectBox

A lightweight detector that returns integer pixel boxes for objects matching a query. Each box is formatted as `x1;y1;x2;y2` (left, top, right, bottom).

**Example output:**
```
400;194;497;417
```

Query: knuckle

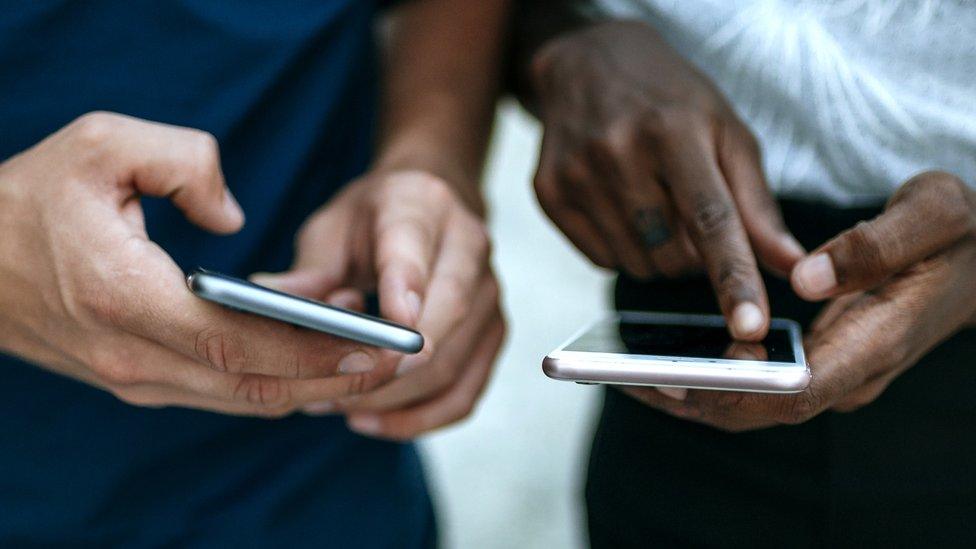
528;38;565;93
920;170;967;198
343;372;370;397
901;172;974;236
880;332;913;370
599;116;641;153
194;328;248;373
234;375;291;409
469;220;493;259
448;394;477;425
439;278;471;325
452;212;492;260
841;221;890;277
384;217;431;248
90;351;143;388
689;194;735;240
710;391;748;412
110;388;162;409
715;260;756;302
69;111;120;146
430;360;458;391
285;348;310;379
559;151;592;187
533;170;563;206
398;171;452;202
778;392;822;425
639;105;702;144
187;130;221;178
931;177;975;236
76;285;126;327
840;395;873;412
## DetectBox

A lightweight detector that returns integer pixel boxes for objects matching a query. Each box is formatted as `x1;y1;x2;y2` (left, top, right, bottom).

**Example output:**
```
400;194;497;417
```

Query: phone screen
565;318;796;363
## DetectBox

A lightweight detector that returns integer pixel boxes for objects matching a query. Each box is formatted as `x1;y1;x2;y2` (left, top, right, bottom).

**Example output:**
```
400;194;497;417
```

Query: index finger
373;174;452;326
393;210;492;375
655;128;769;340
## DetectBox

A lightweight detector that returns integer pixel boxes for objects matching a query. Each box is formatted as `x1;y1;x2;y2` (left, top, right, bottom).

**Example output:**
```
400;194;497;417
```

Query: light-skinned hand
0;112;400;417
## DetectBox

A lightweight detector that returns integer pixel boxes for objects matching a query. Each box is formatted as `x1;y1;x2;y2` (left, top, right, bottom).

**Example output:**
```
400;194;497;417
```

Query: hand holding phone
544;312;809;393
249;169;505;439
0;113;395;418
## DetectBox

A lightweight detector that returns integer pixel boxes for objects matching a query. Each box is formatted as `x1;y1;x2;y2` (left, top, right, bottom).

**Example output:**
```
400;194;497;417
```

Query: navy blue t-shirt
0;1;434;546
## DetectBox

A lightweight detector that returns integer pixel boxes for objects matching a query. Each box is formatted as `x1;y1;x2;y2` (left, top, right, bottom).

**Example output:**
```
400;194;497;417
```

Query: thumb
70;113;246;234
791;172;971;301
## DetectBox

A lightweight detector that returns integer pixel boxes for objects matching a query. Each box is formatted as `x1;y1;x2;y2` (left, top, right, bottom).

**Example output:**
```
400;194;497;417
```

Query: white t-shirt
592;0;976;205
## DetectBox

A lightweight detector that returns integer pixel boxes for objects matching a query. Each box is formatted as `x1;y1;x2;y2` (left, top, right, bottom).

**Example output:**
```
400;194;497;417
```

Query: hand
252;169;505;439
529;20;805;340
0;112;400;417
625;172;976;431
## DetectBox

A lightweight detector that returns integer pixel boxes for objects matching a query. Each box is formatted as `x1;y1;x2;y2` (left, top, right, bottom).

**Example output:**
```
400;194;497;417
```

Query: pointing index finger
655;129;769;340
373;175;452;326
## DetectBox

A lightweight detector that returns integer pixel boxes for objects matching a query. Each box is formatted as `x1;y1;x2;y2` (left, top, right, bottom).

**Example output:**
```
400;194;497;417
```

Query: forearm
375;0;510;213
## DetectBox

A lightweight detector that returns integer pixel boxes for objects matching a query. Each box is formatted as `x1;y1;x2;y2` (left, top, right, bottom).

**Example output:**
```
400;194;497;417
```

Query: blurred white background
420;102;613;548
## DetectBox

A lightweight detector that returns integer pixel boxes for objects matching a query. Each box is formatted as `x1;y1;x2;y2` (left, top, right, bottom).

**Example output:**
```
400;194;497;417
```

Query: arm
375;0;511;214
254;0;511;439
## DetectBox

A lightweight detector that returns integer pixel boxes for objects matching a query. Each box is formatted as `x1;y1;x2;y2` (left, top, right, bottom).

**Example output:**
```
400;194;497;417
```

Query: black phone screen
565;317;797;363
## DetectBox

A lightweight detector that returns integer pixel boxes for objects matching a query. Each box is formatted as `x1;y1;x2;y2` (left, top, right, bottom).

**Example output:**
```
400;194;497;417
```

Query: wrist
372;136;486;217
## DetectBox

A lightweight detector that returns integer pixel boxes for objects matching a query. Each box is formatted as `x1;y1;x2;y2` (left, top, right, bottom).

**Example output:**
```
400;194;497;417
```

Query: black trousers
585;200;976;548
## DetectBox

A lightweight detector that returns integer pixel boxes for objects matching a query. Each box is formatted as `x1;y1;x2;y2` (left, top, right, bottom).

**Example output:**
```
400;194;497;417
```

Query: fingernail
405;291;422;323
794;253;837;297
223;191;245;225
348;415;381;435
338;351;374;374
657;387;687;401
302;401;335;415
732;302;764;338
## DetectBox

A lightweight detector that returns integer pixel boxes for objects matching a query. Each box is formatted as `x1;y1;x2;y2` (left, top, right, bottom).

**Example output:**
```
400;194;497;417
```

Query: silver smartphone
543;311;809;393
187;269;424;354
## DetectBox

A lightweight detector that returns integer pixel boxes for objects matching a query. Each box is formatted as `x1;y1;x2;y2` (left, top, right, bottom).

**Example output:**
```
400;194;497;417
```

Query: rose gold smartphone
543;311;809;393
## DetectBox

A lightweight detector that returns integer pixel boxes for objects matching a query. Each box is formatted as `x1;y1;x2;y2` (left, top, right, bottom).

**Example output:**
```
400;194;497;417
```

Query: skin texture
519;14;976;429
0;0;510;438
252;0;511;440
0;112;402;417
625;171;976;431
253;169;505;440
526;19;806;341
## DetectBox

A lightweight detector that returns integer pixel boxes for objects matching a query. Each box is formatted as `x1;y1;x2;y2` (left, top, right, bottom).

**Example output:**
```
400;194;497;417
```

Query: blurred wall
420;102;613;548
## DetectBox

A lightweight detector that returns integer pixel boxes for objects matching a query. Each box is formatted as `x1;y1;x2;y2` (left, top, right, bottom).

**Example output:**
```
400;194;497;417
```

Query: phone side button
575;382;597;385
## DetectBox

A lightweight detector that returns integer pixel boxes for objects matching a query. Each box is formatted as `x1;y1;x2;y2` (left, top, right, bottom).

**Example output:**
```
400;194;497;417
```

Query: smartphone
187;269;424;354
543;311;809;393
